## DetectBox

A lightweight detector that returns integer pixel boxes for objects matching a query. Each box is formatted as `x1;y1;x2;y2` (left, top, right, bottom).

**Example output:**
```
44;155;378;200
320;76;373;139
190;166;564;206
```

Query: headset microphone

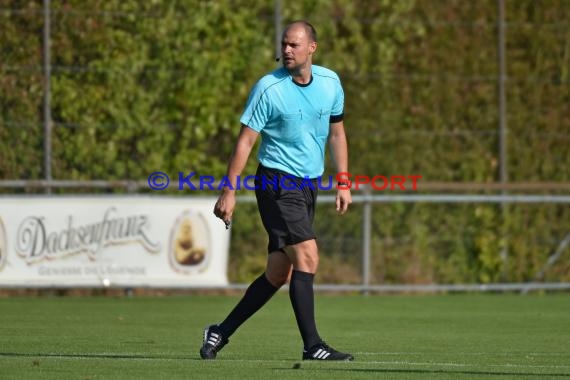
275;57;280;62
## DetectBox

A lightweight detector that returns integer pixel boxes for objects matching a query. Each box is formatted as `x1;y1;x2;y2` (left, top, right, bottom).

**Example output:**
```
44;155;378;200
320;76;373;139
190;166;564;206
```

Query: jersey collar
291;75;313;87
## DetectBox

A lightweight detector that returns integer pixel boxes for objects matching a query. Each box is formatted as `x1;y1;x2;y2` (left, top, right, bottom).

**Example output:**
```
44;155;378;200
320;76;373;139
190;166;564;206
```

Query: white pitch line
357;360;570;370
8;354;570;370
356;351;570;357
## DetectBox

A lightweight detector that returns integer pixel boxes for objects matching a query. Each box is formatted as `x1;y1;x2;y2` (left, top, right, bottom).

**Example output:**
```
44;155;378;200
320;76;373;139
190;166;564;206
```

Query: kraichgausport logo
148;171;422;191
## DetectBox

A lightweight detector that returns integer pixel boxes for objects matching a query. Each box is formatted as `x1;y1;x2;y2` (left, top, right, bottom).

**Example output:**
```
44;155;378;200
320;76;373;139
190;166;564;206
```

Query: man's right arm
213;125;259;224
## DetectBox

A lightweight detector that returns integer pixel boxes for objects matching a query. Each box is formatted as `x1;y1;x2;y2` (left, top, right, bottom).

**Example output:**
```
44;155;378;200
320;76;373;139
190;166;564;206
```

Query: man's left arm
328;121;352;214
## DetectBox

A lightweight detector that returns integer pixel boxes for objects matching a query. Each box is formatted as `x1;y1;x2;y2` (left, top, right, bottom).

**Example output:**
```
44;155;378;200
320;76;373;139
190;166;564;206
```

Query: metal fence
247;192;570;293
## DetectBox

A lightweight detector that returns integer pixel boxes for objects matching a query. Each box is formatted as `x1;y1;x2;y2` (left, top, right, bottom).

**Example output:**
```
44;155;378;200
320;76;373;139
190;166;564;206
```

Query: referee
201;20;353;361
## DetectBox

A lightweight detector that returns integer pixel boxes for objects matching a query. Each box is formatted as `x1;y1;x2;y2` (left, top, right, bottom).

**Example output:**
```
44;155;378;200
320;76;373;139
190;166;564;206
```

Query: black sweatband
329;113;344;123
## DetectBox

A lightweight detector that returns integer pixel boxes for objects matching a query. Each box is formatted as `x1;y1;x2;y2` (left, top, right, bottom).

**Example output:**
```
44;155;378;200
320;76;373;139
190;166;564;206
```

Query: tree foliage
1;0;568;283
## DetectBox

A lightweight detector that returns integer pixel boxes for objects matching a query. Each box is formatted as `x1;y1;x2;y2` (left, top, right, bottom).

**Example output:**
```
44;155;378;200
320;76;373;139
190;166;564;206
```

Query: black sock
219;273;279;338
289;270;321;350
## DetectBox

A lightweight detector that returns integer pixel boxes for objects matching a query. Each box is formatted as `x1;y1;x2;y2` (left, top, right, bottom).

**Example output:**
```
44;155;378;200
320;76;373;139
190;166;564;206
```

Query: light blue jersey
240;65;344;178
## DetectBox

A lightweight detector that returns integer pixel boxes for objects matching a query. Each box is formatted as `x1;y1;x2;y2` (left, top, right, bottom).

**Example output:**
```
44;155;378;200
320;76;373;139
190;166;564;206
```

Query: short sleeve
330;75;344;120
239;81;271;132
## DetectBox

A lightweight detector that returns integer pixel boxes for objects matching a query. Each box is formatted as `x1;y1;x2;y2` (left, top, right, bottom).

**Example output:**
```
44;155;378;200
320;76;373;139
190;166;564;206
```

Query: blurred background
1;0;569;289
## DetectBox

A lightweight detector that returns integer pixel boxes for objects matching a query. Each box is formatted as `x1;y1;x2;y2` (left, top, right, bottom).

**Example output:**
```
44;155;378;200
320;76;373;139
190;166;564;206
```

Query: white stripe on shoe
205;329;222;347
313;348;333;359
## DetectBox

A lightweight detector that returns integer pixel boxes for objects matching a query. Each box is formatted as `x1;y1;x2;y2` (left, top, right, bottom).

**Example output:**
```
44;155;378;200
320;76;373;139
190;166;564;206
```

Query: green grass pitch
1;293;569;379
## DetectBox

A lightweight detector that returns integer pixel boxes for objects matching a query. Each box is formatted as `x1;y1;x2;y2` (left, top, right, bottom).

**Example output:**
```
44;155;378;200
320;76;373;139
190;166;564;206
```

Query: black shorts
254;164;318;253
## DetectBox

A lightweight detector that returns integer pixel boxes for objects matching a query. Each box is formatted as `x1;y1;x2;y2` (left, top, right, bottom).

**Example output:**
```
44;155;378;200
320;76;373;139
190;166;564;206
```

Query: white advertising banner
0;196;229;288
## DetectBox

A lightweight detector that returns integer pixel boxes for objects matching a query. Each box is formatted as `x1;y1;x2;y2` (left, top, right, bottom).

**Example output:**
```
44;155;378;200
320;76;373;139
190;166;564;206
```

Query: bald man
201;20;353;362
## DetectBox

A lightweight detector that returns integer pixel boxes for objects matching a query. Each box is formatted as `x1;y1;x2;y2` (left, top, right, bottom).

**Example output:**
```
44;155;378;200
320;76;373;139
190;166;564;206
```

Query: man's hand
212;125;259;229
335;188;352;215
214;191;236;227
